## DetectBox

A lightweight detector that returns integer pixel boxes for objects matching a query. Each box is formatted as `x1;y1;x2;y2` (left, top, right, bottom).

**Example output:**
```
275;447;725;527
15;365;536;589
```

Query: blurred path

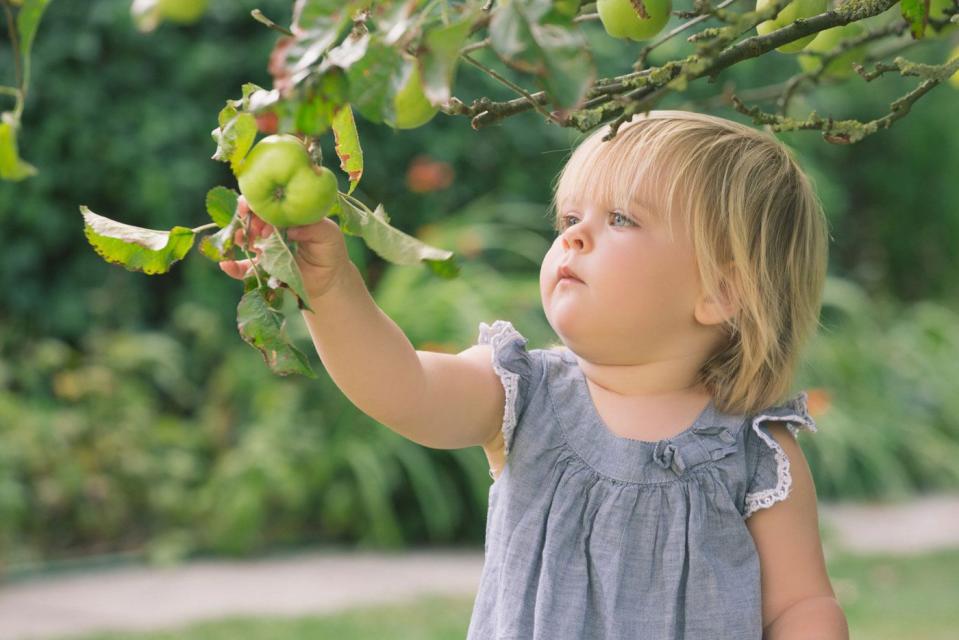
1;493;957;640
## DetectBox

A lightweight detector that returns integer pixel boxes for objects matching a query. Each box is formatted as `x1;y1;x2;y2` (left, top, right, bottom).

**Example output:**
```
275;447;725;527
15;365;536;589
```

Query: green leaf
540;0;581;25
420;5;480;106
345;38;405;125
245;85;280;112
331;104;363;195
335;194;460;279
489;0;542;74
376;0;430;46
17;0;52;87
252;231;315;314
0;114;37;181
293;68;349;136
534;25;596;114
239;82;267;110
80;206;195;275
488;0;595;112
198;214;241;262
237;286;317;378
287;0;361;86
319;27;370;74
206;186;239;228
900;0;929;39
211;103;257;172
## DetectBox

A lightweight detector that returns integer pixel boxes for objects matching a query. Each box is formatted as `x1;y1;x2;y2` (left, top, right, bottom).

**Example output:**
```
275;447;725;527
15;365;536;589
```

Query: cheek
540;243;559;280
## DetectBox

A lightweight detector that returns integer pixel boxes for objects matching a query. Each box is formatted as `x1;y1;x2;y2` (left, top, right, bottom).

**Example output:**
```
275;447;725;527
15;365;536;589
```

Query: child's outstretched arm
297;258;507;450
219;198;505;451
746;422;849;640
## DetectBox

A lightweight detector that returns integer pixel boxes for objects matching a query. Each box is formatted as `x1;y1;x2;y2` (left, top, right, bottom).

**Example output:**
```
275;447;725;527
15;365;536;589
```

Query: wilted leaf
331;104;363;194
535;25;595;114
286;0;363;87
420;5;480;106
237;286;316;378
489;0;542;74
319;27;371;74
80;206;195;274
211;104;257;172
293;69;349;136
335;195;459;278
198;217;240;262
252;231;315;314
488;0;594;112
345;38;405;125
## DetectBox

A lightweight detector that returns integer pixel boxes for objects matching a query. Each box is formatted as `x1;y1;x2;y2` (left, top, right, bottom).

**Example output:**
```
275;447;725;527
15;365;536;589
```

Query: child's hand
218;195;353;300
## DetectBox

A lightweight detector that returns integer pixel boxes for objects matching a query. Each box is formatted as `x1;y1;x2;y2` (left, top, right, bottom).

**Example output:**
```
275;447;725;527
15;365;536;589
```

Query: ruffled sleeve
477;320;537;480
742;391;818;519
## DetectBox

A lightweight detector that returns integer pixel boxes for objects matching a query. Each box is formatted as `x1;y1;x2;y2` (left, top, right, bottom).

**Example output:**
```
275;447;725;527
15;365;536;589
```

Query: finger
219;259;253;280
250;215;273;239
234;228;249;249
287;219;334;242
236;196;250;219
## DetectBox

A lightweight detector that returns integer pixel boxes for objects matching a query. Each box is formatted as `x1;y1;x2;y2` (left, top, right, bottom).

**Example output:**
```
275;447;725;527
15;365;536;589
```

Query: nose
561;223;589;252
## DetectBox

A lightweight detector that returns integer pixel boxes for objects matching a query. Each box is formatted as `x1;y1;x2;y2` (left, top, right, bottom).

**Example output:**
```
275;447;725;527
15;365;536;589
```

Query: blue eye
610;212;636;227
555;211;637;232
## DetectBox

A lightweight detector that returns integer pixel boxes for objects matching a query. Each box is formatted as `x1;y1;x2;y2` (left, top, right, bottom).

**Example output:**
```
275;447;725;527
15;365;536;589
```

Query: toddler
220;109;849;639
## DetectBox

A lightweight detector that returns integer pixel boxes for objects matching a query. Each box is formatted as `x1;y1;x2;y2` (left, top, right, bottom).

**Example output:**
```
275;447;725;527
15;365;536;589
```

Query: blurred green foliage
1;1;958;570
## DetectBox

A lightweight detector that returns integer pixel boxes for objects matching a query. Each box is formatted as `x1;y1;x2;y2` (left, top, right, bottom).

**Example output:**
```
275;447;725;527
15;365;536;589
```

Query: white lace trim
478;321;524;480
743;391;818;519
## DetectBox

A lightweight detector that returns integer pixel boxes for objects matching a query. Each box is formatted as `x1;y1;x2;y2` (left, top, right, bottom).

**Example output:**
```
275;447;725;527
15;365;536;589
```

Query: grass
68;548;959;639
829;548;959;640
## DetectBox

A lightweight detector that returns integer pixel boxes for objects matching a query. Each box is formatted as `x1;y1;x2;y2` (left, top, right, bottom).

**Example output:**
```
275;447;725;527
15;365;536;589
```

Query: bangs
549;120;685;241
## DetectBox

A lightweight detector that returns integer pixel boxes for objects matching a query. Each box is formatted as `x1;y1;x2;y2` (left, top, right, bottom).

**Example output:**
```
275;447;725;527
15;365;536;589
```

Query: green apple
597;0;672;41
236;134;338;229
756;0;828;54
797;22;867;79
385;58;439;130
156;0;207;24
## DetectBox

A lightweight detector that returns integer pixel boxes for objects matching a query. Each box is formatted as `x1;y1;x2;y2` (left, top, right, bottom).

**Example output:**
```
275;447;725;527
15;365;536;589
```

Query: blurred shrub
0;196;551;571
4;188;959;573
798;278;959;500
2;0;958;574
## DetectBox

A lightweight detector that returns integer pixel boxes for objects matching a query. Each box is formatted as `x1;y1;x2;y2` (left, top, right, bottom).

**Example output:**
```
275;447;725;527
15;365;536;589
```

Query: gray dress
466;320;818;640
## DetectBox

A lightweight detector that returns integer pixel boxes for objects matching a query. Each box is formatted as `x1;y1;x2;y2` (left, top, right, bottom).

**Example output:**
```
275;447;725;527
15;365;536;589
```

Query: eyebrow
558;196;657;215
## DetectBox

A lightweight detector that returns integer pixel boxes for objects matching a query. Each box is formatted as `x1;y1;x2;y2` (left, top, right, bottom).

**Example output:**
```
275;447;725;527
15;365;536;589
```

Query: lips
558;263;583;283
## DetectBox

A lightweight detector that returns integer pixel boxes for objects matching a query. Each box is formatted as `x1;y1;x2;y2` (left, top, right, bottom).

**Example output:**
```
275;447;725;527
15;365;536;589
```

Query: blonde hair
548;110;830;416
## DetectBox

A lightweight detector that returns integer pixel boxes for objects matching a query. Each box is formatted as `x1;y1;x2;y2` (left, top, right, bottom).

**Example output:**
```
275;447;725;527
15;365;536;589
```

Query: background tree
6;0;957;375
1;0;958;569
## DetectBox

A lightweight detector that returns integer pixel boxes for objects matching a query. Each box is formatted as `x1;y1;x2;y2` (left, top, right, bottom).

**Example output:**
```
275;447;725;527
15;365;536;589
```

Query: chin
545;308;586;349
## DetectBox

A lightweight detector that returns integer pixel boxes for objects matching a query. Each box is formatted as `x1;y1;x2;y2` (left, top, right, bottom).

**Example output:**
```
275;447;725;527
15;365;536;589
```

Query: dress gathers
466;320;818;640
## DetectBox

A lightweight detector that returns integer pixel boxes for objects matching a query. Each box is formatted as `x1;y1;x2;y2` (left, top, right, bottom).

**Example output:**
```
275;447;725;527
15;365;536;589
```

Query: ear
695;264;738;327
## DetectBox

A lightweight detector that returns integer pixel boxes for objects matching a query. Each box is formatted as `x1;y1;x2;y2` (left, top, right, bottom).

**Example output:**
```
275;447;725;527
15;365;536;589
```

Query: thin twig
460;37;490;55
251;9;294;37
459;51;564;125
635;0;744;70
777;18;912;115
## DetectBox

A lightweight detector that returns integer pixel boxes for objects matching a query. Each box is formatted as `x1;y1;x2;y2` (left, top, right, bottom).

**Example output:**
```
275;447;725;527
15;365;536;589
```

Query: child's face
540;194;713;365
